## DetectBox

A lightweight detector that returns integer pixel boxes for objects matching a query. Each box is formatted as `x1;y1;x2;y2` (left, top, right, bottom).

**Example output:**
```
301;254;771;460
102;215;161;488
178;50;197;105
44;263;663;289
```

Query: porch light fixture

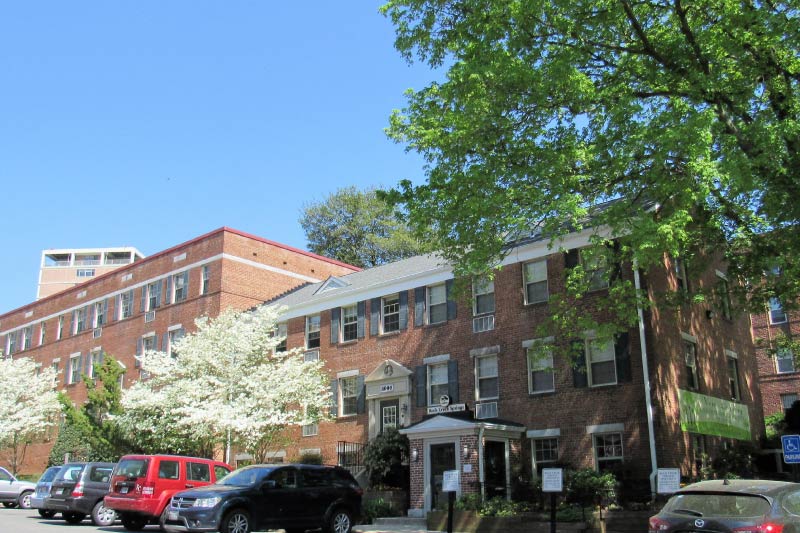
462;445;470;459
411;448;418;462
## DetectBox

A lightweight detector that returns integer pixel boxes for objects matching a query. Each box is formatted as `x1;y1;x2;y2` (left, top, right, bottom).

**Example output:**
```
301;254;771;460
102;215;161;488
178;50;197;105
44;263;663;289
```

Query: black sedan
649;479;800;533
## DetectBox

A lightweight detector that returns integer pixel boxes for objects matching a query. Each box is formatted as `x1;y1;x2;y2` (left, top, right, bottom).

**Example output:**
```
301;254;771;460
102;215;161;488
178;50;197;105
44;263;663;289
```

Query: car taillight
648;516;670;532
733;524;784;533
71;482;84;498
140;481;155;496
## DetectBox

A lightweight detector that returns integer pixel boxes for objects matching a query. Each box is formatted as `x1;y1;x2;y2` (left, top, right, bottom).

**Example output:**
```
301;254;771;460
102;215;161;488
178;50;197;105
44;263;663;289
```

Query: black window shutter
356;375;366;414
446;280;457;320
370;298;381;336
357;301;366;339
399;291;408;330
87;305;95;329
140;287;146;312
565;249;580;269
572;339;588;388
164;277;172;305
103;298;109;320
83;352;91;377
135;338;143;368
162;333;168;352
98;351;104;365
114;295;121;321
414;287;425;327
330;379;339;417
415;365;427;407
330;308;340;344
154;282;161;308
448;360;459;402
615;331;632;382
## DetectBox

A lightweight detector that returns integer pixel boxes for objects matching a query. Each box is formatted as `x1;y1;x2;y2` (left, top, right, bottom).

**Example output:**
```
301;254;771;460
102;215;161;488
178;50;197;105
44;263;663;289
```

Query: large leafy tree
0;357;59;474
381;0;800;315
300;186;431;268
117;305;331;463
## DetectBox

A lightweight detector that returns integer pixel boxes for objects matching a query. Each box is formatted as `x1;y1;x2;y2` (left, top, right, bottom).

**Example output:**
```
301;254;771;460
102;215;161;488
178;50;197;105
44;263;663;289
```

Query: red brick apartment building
269;227;763;516
0;227;359;472
752;295;799;417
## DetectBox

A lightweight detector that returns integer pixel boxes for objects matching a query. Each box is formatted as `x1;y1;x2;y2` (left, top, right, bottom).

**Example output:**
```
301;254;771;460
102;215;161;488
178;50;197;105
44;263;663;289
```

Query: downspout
478;425;485;501
634;265;659;497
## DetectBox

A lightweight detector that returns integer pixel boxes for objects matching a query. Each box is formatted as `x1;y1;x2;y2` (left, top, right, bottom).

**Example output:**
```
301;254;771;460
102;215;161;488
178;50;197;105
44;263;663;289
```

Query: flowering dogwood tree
118;305;331;462
0;357;60;474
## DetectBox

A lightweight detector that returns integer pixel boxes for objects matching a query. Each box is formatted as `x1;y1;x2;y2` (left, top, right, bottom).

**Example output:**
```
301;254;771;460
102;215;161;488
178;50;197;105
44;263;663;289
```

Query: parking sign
782;435;800;464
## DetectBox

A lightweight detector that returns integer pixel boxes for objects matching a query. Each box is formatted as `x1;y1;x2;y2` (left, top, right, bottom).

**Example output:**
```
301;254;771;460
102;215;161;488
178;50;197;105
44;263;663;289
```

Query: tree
380;0;800;317
0;357;60;474
117;305;332;462
300;186;431;268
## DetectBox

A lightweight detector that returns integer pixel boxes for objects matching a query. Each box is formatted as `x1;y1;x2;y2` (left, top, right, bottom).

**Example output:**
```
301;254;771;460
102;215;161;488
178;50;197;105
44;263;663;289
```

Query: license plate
120;486;129;494
168;510;178;521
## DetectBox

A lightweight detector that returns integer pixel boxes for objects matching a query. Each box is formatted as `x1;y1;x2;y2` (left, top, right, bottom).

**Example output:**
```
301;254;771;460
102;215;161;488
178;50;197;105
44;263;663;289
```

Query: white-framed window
717;272;732;320
382;294;400;333
523;259;549;304
473;277;495;316
428;362;449;405
341;304;358;342
306;315;320;349
74;306;88;334
382;404;398;431
68;354;81;384
685;339;699;390
585;250;610;291
427;284;447;324
5;331;17;355
673;256;688;292
146;281;161;311
22;326;32;350
781;393;798;413
586;337;617;386
274;323;287;353
57;316;64;340
302;423;318;437
527;342;555;394
339;376;358;417
727;351;740;401
77;268;95;278
201;265;210;295
94;301;106;328
304;349;319;362
475;354;499;401
87;349;102;379
119;290;134;319
142;334;156;353
532;438;559;477
167;327;184;357
50;360;60;388
39;322;46;346
777;348;796;374
593;432;623;472
172;271;189;303
770;297;787;324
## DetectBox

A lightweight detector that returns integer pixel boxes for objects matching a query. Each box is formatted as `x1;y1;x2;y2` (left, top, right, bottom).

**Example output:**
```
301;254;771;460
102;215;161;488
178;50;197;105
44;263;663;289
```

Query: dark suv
162;464;362;533
44;462;117;526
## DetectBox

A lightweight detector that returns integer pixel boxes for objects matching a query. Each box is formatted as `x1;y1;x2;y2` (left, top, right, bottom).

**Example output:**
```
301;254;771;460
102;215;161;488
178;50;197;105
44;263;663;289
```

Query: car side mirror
261;480;276;491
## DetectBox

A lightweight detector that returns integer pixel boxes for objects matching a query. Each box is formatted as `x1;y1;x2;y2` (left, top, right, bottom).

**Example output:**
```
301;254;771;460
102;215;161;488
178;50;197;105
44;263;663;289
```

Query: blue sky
1;2;436;313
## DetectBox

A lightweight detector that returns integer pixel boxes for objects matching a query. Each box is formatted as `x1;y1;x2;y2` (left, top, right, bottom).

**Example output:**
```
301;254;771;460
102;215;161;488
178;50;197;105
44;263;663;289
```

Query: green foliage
478;497;530;517
300;186;432;269
48;424;91;465
711;443;756;479
361;497;401;523
381;0;800;335
565;469;617;506
555;504;588;522
362;428;410;489
297;451;324;465
765;411;786;442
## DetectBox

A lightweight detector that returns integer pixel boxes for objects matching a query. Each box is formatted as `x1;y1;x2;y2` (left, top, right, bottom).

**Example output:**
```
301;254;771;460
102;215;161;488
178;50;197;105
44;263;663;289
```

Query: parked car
649;479;800;533
162;463;362;533
44;461;117;526
30;465;64;518
0;466;35;509
105;454;232;531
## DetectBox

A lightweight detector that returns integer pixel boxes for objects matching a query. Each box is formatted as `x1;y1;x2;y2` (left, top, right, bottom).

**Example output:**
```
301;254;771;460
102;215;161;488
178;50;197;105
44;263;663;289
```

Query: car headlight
193;497;221;508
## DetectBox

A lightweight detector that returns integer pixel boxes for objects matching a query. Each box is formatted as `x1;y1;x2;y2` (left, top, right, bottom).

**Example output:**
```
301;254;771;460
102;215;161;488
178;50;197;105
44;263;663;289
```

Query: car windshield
116;459;149;479
218;467;274;487
39;467;62;483
665;493;770;518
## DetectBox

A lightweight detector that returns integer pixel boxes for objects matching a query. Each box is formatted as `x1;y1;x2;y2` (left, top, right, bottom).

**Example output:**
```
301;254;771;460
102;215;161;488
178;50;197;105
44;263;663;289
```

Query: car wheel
2;502;17;508
121;513;148;531
63;512;86;525
159;505;170;531
325;508;353;533
38;509;57;518
220;509;251;533
92;500;117;527
18;491;33;509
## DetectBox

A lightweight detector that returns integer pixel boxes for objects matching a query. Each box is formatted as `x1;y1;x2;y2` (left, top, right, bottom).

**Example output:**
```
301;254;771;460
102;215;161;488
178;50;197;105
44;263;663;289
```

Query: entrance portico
365;359;413;438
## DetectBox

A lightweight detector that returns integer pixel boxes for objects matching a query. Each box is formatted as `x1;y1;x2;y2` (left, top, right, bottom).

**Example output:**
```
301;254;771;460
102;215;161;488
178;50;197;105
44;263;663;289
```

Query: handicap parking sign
782;435;800;463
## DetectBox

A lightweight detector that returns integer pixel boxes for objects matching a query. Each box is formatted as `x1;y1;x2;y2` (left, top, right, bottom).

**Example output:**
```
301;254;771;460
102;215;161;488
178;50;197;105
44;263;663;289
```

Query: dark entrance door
379;399;399;433
484;440;507;499
429;443;456;510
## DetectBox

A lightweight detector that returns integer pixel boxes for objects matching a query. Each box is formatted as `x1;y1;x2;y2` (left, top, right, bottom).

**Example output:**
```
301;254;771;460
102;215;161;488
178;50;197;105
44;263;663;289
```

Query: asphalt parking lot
0;507;162;532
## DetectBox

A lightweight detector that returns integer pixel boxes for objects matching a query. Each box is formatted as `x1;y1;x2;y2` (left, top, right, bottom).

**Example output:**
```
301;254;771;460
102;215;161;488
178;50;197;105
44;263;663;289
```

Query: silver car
30;466;64;518
0;466;36;509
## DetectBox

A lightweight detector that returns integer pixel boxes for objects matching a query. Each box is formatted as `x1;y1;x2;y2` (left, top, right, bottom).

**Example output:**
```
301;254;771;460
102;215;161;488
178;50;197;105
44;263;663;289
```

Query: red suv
104;454;231;531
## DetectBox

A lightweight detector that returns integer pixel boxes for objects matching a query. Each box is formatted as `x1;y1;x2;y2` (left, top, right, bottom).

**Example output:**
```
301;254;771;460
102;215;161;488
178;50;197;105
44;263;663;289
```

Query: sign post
443;470;460;533
542;468;563;533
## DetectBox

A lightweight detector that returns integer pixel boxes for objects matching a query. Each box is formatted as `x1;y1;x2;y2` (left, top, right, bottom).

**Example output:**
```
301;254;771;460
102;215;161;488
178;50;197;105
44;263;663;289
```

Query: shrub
478;497;530;517
362;428;409;489
454;493;482;512
565;469;617;506
361;497;399;523
297;451;323;465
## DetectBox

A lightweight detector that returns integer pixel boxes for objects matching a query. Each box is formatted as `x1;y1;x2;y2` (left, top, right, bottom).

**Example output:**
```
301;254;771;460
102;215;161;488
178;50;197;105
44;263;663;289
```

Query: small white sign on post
443;470;460;492
541;468;563;493
657;468;681;494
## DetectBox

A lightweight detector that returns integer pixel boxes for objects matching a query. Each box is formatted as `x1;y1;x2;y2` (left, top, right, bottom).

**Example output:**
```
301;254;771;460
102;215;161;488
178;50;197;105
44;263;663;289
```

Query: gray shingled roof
268;253;450;308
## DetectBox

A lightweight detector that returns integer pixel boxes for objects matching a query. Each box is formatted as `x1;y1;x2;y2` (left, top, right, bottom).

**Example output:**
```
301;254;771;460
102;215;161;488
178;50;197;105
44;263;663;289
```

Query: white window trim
527;341;555;395
381;294;400;334
472;277;495;316
305;315;321;349
341;304;358;342
423;353;450;365
523;259;549;304
474;353;499;401
339;375;359;417
592;431;624;471
585;336;617;387
427;361;450;406
427;283;447;324
68;353;81;384
776;349;796;374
